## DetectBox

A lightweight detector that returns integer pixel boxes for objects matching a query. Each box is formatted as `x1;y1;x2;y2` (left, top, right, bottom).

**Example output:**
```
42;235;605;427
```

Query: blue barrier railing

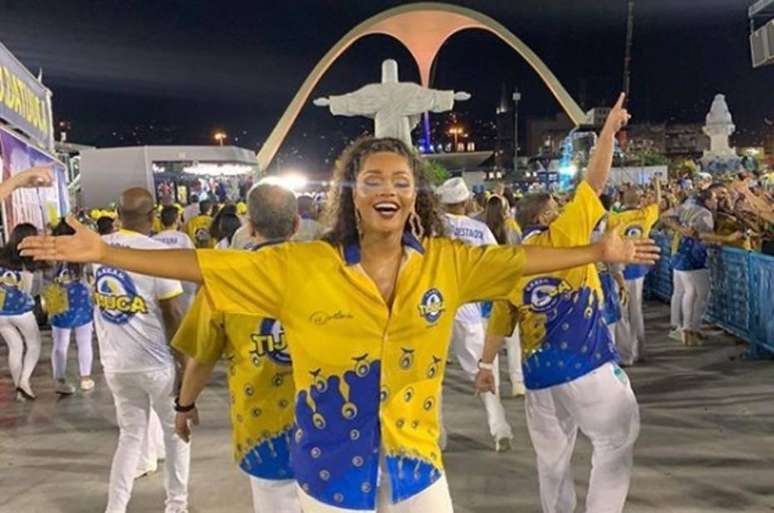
645;232;774;357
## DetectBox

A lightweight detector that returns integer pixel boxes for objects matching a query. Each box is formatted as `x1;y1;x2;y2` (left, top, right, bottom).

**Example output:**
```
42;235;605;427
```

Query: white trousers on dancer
526;363;640;513
250;476;301;513
0;311;41;389
670;271;685;329
296;473;453;513
137;410;166;473
51;323;94;380
614;277;645;365
449;319;512;440
672;270;710;331
504;330;523;385
104;366;190;513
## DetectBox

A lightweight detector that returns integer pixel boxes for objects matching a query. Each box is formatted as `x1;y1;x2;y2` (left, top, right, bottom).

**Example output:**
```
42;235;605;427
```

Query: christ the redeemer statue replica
313;59;471;147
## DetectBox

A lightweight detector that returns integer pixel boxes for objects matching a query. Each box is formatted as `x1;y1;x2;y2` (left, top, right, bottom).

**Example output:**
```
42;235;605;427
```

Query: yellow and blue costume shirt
0;267;35;316
608;204;659;280
173;289;295;480
44;265;93;329
196;233;525;510
488;181;617;390
185;214;214;248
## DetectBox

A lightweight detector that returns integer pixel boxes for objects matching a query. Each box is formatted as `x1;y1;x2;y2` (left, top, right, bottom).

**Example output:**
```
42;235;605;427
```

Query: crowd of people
0;95;771;513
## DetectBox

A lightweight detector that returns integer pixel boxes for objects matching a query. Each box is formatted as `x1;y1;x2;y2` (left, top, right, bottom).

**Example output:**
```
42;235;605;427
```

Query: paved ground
1;301;772;513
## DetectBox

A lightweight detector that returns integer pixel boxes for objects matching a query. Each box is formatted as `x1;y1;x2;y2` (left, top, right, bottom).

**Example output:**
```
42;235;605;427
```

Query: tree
424;160;450;185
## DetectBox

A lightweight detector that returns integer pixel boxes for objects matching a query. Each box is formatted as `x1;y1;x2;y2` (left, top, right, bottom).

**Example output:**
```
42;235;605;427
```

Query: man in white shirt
292;195;326;242
95;188;190;513
152;206;197;311
436;177;513;452
181;194;199;224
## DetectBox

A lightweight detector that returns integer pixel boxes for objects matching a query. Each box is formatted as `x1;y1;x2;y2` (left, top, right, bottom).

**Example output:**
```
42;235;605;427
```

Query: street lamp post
512;90;521;176
214;131;227;146
449;126;461;149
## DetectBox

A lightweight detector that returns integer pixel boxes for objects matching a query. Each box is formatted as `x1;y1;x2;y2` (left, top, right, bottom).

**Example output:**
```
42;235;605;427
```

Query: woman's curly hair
323;137;445;247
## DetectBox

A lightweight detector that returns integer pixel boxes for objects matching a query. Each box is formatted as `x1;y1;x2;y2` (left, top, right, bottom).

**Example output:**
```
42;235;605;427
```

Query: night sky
1;0;772;171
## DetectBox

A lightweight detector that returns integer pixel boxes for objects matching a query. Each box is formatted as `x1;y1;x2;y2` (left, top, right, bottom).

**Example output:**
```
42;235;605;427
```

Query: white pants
526;363;640;513
614;278;645;365
672;270;710;331
250;476;301;513
104;366;190;513
504;329;523;385
137;410;166;472
296;473;453;513
449;319;512;440
670;271;685;329
51;323;94;380
0;311;41;389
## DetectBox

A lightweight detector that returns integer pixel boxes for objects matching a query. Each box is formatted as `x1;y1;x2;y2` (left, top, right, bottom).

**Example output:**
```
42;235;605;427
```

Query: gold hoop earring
409;209;424;240
355;209;363;239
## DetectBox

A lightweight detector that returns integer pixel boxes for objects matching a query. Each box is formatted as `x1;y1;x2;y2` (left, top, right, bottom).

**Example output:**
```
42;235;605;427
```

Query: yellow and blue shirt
608;204;659;280
488;181;617;390
0;267;35;316
44;265;93;328
196;232;526;509
173;288;295;480
185;214;214;248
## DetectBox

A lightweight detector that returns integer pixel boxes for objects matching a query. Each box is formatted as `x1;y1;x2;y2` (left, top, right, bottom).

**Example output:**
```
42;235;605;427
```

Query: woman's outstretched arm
19;215;203;283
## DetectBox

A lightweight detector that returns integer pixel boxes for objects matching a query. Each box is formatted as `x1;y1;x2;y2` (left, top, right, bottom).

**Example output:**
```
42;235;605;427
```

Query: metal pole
513;90;521;176
623;0;635;99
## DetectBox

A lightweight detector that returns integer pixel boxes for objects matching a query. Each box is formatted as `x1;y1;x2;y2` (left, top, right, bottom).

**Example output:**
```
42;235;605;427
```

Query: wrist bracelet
174;397;196;413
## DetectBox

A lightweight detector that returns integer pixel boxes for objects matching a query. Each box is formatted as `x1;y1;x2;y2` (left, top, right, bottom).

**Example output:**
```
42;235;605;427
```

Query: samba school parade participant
21;134;658;513
476;95;640;513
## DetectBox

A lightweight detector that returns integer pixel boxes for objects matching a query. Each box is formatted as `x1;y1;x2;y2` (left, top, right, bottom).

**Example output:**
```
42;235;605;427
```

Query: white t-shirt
443;213;497;324
293;218;326;242
151;229;195;250
151;229;197;311
94;230;184;373
183;203;199;223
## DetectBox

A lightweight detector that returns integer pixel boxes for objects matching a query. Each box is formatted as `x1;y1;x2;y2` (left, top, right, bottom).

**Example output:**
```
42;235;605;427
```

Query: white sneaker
55;380;76;395
18;382;36;400
511;382;526;397
495;437;512;453
668;328;683;342
80;378;95;391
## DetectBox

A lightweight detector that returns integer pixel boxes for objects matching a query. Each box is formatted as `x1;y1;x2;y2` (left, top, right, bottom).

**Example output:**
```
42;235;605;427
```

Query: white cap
436;177;471;204
697;172;712;182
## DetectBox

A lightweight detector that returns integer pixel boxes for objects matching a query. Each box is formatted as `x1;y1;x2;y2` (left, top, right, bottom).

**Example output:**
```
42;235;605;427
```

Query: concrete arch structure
256;2;585;171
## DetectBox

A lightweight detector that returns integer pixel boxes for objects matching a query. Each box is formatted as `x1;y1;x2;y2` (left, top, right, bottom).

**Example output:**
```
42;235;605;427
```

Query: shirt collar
249;239;287;252
342;231;425;266
522;225;548;241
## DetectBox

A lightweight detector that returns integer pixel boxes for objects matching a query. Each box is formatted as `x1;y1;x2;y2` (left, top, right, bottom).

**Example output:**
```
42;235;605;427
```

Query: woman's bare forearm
522;244;603;275
103;246;203;283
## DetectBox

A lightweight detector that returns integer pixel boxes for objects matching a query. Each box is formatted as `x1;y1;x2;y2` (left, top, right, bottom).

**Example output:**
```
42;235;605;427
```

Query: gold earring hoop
409;209;424;240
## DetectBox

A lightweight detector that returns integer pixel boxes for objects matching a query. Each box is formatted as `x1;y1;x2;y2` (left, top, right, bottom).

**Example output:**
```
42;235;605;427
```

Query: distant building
526;113;575;156
494;85;515;171
623;123;709;162
665;124;710;161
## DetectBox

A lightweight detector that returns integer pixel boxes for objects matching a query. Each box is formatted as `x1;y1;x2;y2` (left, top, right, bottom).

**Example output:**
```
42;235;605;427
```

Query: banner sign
0;126;69;235
0;41;52;150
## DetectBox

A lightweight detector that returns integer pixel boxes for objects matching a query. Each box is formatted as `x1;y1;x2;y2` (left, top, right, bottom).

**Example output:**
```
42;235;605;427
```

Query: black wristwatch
174;397;196;413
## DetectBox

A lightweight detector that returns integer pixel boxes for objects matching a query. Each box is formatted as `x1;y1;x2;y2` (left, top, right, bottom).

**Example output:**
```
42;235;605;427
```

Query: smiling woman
18;135;658;513
324;137;445;249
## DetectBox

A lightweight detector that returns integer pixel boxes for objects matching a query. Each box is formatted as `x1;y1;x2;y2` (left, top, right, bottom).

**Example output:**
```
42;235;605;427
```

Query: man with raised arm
476;95;640;513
